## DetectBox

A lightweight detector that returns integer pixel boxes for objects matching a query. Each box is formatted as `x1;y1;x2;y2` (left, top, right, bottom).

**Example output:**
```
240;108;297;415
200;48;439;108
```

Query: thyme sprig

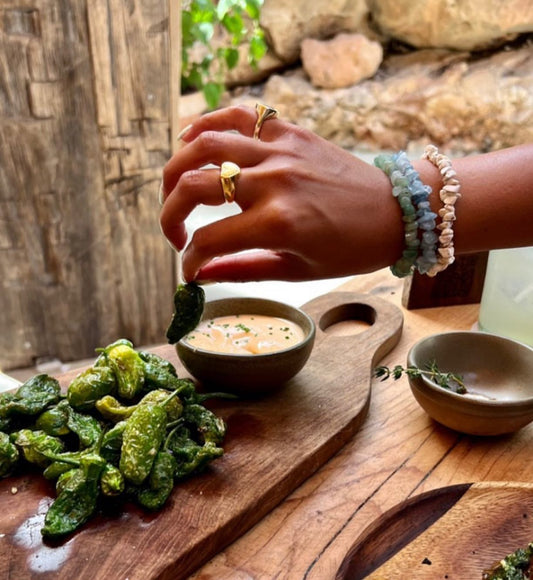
374;360;467;394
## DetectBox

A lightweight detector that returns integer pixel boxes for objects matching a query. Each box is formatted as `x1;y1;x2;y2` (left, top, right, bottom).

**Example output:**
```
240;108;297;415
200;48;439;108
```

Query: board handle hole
319;303;376;336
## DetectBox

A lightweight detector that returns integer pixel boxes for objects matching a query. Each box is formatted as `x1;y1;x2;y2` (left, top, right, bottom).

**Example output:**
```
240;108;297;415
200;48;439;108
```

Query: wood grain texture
336;483;471;579
0;0;174;370
339;482;533;579
0;290;402;580
188;270;533;580
402;252;488;309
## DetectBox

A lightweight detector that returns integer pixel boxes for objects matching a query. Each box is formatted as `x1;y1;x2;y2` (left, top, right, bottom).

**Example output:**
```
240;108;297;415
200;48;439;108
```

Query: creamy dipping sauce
184;314;306;355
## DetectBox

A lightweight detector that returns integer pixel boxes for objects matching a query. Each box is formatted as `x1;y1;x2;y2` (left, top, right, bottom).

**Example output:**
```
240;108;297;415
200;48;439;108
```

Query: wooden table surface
189;268;533;579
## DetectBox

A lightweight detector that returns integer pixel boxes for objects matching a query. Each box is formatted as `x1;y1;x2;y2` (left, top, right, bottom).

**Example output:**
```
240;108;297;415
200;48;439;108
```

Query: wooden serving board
337;481;533;580
0;291;402;580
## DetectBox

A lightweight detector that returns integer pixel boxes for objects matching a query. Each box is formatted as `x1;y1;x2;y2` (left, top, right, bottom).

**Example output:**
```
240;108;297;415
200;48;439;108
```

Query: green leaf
200;54;214;72
181;0;266;109
249;34;267;64
192;0;215;19
222;12;244;37
216;0;233;20
196;21;214;43
245;0;263;20
181;11;195;46
224;47;240;70
203;82;224;110
184;66;203;90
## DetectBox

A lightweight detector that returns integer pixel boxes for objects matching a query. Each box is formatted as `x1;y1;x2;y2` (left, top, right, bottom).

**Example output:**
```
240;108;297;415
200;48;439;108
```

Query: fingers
181;208;289;280
193;251;316;283
161;132;266;201
160;166;223;251
160;163;264;251
161;104;286;200
180;104;283;143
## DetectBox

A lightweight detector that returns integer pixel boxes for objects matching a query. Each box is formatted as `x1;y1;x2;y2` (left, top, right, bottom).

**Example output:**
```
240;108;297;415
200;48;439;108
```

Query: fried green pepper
43;450;86;480
95;395;132;422
166;283;205;344
96;389;182;423
35;400;70;437
483;542;533;579
0;394;15;425
67;365;116;411
36;399;102;449
100;463;125;497
135;451;176;510
119;402;168;486
183;403;226;446
0;431;19;477
55;468;77;495
100;340;145;400
172;378;236;406
140;390;183;422
119;390;179;486
167;426;223;480
100;421;127;465
65;405;102;449
41;453;106;539
139;351;180;391
0;375;61;418
11;429;65;469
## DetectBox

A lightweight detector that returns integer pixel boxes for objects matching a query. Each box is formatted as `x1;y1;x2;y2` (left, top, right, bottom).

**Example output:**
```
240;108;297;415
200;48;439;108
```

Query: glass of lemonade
478;247;533;347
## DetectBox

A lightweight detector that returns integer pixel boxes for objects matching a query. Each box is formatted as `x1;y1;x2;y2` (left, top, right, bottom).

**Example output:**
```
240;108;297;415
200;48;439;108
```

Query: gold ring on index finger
220;161;241;203
253;103;279;140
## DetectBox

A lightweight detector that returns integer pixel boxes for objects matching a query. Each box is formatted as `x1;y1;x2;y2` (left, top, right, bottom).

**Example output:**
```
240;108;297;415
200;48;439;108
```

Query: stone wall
205;0;533;153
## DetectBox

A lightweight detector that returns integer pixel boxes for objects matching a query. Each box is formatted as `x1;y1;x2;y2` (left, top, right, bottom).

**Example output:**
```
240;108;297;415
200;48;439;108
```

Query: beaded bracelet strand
374;151;438;278
422;145;461;277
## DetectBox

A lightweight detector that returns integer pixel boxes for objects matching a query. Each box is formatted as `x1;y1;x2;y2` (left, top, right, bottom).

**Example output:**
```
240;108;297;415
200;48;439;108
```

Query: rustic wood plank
188;270;533;579
0;0;175;370
402;252;488;309
87;0;118;132
0;289;403;580
169;0;182;151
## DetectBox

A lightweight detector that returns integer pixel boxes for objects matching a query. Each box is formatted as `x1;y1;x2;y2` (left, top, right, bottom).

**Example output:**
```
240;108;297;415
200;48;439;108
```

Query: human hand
159;105;402;283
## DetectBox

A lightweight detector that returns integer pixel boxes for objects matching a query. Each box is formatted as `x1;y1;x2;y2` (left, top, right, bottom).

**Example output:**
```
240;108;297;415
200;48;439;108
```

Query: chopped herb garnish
235;323;251;333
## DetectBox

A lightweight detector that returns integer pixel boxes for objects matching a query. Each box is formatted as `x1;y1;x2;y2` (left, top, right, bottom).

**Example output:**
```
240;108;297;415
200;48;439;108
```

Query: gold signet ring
253;102;279;140
220;161;241;203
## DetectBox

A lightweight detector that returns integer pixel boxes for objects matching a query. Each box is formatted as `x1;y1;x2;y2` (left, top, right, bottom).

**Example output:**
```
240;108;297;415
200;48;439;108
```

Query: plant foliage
181;0;267;109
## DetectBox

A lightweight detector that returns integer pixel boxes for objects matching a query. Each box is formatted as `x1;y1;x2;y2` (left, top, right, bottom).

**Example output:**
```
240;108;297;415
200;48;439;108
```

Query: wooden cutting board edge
0;290;405;580
336;481;533;580
167;291;405;580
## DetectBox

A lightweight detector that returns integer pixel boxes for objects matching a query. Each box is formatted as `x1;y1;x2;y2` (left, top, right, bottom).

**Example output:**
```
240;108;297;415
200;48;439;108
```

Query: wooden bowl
407;331;533;436
176;297;315;395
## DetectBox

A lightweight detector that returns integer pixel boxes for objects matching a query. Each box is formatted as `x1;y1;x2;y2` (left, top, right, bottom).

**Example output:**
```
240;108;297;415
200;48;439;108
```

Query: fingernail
177;124;193;141
158;182;165;206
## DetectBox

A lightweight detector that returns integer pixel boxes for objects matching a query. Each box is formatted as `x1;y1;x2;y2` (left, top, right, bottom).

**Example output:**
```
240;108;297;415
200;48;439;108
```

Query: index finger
180;104;284;143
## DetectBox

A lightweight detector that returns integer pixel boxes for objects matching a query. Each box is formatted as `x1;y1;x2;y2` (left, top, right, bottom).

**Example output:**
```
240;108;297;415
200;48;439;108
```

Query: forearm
413;143;533;256
159;103;533;283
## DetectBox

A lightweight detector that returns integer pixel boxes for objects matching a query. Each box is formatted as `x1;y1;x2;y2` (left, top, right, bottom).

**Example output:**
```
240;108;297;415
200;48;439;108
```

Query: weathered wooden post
0;1;176;370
